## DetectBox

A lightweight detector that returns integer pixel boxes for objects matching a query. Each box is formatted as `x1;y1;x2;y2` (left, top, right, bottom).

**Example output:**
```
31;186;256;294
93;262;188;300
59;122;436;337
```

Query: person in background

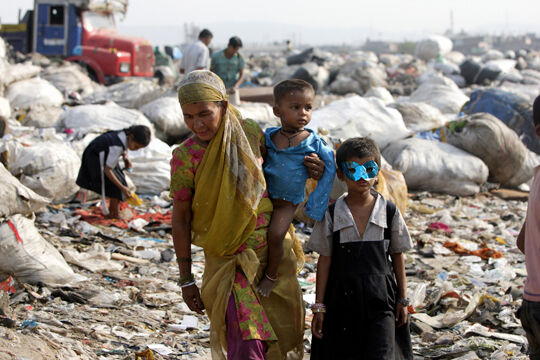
211;36;245;105
76;125;151;218
308;137;413;360
180;29;213;74
517;94;540;360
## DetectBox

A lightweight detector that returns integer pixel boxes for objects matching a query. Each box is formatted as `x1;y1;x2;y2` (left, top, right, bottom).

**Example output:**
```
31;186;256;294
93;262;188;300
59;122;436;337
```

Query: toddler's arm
390;252;407;327
257;199;297;297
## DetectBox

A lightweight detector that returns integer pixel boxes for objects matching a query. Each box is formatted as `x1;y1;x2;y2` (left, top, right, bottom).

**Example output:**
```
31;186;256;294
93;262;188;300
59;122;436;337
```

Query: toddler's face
273;89;314;131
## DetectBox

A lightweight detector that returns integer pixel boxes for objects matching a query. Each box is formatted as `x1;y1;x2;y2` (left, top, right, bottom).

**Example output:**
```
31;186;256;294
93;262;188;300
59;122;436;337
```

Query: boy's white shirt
307;190;413;257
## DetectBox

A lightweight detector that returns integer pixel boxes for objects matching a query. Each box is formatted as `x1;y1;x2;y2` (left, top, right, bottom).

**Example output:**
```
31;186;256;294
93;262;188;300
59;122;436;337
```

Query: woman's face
182;101;225;143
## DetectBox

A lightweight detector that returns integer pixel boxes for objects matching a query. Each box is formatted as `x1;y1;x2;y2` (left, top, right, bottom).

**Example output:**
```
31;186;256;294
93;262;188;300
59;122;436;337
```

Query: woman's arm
104;165;131;198
391;252;408;327
172;199;204;314
312;254;331;339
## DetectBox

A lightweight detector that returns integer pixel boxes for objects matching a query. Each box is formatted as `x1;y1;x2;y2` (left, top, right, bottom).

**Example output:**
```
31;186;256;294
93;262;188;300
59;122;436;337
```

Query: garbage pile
0;33;539;359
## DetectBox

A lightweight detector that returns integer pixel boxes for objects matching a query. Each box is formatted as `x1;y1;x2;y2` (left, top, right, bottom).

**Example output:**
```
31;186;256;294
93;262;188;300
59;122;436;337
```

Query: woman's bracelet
180;281;196;288
265;272;278;282
178;274;195;286
310;303;326;313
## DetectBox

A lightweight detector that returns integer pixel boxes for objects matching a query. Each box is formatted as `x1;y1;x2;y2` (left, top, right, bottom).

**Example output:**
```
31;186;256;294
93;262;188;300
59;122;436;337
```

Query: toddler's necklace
279;128;304;147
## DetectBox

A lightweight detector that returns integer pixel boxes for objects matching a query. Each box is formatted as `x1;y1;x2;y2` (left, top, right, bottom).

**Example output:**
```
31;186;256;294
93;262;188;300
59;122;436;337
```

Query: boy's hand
311;312;325;339
395;302;408;327
256;277;277;297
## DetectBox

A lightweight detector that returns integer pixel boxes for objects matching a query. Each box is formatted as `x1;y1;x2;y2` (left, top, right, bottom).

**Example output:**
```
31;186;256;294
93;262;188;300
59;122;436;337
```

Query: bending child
308;137;413;360
257;79;336;297
76;125;151;218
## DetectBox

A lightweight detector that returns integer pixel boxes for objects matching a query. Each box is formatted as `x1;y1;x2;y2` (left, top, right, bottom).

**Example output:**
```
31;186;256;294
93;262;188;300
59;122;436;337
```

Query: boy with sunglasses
308;137;413;359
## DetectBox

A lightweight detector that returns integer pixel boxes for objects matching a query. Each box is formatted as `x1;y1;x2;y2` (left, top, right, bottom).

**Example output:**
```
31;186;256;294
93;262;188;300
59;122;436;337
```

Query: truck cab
1;0;154;84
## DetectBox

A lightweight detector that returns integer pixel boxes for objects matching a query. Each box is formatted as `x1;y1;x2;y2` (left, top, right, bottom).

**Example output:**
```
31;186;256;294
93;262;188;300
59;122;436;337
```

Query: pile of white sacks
1;34;540;208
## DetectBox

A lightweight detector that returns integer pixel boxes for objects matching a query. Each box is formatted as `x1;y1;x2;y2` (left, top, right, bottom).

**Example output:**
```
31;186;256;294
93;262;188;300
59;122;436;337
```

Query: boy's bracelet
310;303;326;313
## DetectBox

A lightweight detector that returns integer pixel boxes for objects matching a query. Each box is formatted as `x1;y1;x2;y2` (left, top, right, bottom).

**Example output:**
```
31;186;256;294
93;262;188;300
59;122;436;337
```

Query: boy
517;94;540;360
308;137;413;359
257;79;336;297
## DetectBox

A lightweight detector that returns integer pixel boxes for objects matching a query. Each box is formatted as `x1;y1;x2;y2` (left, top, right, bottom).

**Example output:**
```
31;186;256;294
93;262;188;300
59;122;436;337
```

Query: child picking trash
257;79;335;297
76;125;151;218
308;137;413;360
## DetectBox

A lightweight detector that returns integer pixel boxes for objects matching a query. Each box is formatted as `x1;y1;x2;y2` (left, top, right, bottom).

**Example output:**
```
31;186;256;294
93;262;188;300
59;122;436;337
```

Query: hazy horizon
3;0;540;48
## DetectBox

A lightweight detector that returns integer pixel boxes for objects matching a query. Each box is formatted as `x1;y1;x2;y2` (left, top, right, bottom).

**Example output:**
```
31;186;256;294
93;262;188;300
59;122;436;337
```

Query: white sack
3;62;41;86
7;140;81;203
0;214;74;286
0;97;10;119
389;102;447;133
237;102;280;129
129;138;172;194
22;105;64;128
0;163;50;218
408;82;468;114
41;63;100;97
308;95;411;149
139;97;189;140
382;138;488;196
6;77;64;109
416;35;453;61
83;79;159;109
58;102;153;137
445;113;536;187
365;86;394;105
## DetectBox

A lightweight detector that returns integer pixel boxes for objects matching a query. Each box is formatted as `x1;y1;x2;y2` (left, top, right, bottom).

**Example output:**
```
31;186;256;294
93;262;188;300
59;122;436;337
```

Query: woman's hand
257;277;277;297
181;284;205;315
303;153;325;180
311;312;325;339
395;302;408;327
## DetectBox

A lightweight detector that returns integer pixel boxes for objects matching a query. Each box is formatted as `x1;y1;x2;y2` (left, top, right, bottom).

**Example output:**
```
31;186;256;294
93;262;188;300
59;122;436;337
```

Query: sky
3;0;540;47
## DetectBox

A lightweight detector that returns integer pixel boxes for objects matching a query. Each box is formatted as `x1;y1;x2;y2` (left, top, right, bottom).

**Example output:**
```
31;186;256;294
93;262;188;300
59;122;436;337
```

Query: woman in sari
170;70;324;360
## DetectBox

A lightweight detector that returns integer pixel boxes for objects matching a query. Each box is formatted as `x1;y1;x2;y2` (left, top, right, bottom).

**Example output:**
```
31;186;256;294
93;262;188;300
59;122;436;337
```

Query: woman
170;71;324;360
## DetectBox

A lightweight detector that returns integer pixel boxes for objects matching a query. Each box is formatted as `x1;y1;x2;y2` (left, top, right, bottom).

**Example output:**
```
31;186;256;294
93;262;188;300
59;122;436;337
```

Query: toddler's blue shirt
263;127;336;221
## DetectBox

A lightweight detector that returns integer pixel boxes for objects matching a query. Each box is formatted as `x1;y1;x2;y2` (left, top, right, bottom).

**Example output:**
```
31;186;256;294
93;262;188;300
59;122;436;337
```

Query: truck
0;0;155;84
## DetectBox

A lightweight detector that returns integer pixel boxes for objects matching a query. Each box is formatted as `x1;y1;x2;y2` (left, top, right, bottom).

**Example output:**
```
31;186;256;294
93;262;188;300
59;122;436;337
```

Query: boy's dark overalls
310;202;413;360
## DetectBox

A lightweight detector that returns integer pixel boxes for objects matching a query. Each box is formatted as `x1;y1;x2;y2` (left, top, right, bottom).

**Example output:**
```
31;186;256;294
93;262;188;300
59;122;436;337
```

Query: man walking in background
211;36;245;105
180;29;213;74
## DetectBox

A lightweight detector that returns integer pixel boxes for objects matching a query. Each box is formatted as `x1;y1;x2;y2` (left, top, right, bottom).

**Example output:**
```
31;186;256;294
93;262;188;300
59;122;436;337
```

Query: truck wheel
155;70;164;85
85;66;98;83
